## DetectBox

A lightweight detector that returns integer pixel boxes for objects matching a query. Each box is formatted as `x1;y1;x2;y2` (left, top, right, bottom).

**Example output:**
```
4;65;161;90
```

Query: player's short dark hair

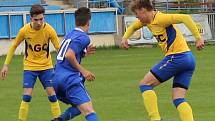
30;4;45;17
130;0;154;12
75;7;91;26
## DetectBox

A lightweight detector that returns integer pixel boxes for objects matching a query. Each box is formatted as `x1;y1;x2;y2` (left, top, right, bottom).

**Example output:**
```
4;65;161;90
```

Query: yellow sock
19;101;29;121
50;101;61;118
177;102;194;121
142;90;161;121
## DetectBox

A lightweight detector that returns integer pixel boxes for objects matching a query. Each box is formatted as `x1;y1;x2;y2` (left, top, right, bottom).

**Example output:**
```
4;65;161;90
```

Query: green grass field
0;45;215;121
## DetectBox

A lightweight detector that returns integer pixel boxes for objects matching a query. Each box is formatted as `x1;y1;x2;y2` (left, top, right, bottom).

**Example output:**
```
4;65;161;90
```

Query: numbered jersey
123;11;201;56
55;28;90;79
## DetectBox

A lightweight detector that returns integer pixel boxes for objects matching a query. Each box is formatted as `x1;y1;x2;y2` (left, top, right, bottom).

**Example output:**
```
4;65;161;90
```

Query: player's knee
23;88;33;95
48;95;58;102
22;95;32;102
78;104;95;116
139;85;153;93
173;98;186;108
46;87;56;96
82;109;95;116
139;73;160;86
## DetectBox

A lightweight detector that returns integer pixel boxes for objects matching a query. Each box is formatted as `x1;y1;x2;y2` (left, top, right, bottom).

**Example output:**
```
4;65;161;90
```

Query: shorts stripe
79;82;91;100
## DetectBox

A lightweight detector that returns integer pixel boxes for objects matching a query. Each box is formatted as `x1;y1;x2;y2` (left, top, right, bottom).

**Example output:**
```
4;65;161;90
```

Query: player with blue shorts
121;0;205;121
52;7;99;121
1;4;61;121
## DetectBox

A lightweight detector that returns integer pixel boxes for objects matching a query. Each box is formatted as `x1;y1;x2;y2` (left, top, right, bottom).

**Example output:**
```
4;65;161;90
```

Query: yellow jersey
123;11;201;56
4;23;60;70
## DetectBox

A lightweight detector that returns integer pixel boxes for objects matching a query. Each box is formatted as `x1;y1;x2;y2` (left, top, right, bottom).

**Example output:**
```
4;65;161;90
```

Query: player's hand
1;65;8;80
81;69;95;81
85;45;96;57
121;38;129;49
196;38;204;51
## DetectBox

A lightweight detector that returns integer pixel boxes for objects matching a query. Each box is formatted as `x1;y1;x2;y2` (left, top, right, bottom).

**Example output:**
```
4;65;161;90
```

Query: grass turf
0;45;214;121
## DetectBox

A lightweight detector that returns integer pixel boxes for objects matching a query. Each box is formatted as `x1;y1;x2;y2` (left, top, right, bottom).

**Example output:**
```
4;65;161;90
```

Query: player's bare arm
65;48;95;81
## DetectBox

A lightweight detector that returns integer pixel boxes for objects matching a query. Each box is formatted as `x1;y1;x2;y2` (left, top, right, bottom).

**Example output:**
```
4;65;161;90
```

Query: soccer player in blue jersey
1;4;61;121
121;0;204;121
51;7;99;121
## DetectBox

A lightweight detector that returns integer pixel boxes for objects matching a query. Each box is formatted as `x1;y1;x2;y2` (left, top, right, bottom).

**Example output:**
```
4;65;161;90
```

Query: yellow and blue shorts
150;51;196;89
23;68;54;89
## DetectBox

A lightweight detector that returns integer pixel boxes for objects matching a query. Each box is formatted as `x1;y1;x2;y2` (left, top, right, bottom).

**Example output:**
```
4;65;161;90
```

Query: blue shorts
150;51;196;89
23;69;54;89
53;76;91;106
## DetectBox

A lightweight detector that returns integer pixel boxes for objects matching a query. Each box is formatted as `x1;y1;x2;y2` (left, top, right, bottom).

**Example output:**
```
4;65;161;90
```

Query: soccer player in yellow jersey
1;4;61;121
121;0;204;121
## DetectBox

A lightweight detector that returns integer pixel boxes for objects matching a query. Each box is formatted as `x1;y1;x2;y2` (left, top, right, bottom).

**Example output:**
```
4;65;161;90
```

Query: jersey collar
74;27;84;32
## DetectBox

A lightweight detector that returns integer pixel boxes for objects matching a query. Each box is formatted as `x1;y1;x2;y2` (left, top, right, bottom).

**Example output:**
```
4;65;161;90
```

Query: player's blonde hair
130;0;154;12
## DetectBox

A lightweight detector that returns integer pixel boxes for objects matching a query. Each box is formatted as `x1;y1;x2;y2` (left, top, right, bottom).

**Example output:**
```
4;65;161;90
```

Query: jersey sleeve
123;20;144;39
158;14;201;40
49;26;60;50
4;28;25;65
69;36;90;54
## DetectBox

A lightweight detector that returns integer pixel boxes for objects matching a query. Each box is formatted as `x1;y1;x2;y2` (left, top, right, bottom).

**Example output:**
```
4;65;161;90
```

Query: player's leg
54;106;81;121
172;51;195;121
172;72;195;121
172;88;194;121
68;82;99;121
46;87;61;118
39;69;61;119
139;55;177;121
19;71;37;121
139;72;161;121
78;102;99;121
51;74;81;121
52;76;84;121
19;88;33;121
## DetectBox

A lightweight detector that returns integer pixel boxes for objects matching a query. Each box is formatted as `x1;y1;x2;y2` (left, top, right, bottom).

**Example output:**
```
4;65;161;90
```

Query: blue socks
139;85;153;93
48;95;58;102
60;107;81;120
173;98;186;107
59;107;99;121
85;112;99;121
22;95;32;102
